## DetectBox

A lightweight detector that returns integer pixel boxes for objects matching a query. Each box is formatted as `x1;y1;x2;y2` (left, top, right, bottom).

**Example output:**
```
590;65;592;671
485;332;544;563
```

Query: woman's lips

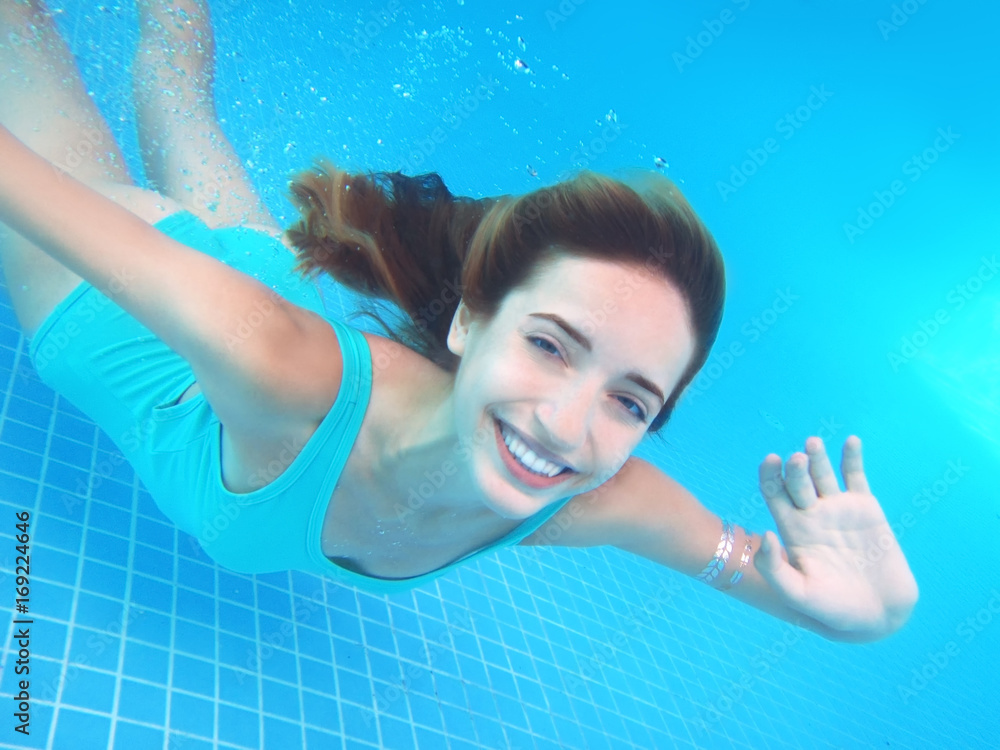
493;416;576;490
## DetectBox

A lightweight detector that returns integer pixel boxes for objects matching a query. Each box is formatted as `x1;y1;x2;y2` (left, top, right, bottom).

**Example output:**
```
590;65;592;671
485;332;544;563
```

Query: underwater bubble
654;156;668;169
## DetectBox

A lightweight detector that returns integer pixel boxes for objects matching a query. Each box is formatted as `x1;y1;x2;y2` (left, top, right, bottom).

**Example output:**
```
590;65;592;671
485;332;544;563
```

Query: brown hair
285;164;725;433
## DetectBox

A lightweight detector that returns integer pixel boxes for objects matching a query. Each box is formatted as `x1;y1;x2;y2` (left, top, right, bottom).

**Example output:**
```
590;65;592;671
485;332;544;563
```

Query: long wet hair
284;164;725;434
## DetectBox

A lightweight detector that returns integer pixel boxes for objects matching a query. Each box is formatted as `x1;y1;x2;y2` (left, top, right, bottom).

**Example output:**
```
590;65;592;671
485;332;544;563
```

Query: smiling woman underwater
0;0;918;643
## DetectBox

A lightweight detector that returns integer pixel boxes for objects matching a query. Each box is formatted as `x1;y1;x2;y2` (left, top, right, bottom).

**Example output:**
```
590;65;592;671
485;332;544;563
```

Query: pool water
1;1;998;748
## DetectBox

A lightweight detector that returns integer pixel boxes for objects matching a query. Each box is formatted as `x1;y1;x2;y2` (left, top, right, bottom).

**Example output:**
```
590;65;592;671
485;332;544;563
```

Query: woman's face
447;251;696;519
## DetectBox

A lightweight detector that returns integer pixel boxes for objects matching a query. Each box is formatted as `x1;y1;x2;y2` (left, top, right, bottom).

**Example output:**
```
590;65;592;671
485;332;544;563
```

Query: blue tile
388;603;422;636
85;529;129;567
358;592;390;623
493;692;528;730
133;543;175;582
135;515;174;551
525;704;559;740
257;582;292;619
118;678;167;724
502;725;534;750
380;713;415;750
29;617;68;660
53;708;110;750
433;672;466;708
368;649;402;685
127;608;172;648
218;570;256;605
299;656;336;694
219;600;256;638
363;619;396;655
34;514;82;554
302;689;341;733
170;691;214;737
174;619;216;661
80;559;127;599
262;677;301;721
68;625;121;672
176;587;216;626
464;683;495;717
31;579;74;620
113;720;165;750
340;699;380;744
177;557;216;596
297;625;333;663
75;592;124;631
123;640;169;684
88;501;130;537
219;665;259;709
31;544;78;586
439;703;475;737
219;703;261;747
472;713;506;748
407;691;443;732
413;725;447;750
219;632;256;670
131;573;174;614
332;637;368;674
305;727;343;749
259;643;298;684
60;665;115;712
486;665;518;698
337;668;372;706
172;653;215;697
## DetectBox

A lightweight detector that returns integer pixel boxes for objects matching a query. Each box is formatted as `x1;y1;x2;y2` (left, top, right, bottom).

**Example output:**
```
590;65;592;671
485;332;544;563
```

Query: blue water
1;0;998;748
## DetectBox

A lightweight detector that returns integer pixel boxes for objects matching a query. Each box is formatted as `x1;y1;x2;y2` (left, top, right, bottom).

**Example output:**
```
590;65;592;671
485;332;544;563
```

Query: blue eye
529;336;561;357
617;396;647;421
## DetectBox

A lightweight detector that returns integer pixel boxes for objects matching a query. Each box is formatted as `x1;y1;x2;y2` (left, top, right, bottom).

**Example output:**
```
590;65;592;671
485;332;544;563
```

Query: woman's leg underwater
0;0;183;339
133;0;278;231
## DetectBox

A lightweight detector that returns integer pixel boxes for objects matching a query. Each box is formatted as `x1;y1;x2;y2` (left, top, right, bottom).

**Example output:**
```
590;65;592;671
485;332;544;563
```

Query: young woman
0;0;917;642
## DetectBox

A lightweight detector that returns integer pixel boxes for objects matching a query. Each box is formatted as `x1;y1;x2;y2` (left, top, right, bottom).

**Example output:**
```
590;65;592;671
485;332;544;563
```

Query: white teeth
499;423;566;478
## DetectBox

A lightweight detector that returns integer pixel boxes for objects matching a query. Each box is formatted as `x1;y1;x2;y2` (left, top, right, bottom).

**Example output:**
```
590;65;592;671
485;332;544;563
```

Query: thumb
754;531;807;606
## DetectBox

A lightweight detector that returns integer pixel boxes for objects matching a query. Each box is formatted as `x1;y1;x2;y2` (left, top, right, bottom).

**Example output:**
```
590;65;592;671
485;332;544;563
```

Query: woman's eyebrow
527;312;666;405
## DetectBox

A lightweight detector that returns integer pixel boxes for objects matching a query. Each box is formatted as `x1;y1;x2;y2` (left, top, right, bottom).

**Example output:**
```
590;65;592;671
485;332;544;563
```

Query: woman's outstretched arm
0;124;340;434
521;436;919;643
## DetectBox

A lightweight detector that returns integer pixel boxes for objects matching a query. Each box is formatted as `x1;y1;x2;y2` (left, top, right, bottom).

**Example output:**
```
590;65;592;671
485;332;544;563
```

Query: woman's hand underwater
753;436;919;639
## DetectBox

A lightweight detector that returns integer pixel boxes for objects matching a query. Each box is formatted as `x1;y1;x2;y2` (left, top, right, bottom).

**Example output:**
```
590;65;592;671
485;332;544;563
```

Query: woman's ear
446;299;472;357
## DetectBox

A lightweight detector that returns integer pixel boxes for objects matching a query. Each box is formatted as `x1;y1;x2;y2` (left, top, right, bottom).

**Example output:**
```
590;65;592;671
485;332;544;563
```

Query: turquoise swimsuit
27;211;571;593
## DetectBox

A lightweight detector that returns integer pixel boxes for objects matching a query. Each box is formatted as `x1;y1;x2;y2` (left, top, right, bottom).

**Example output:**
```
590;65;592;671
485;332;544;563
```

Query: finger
753;531;807;608
805;436;841;497
783;452;819;510
841;435;871;495
759;454;797;529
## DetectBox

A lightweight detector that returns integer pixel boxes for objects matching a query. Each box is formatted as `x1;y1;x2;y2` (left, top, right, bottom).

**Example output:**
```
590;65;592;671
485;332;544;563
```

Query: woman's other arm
0;125;340;434
521;437;919;643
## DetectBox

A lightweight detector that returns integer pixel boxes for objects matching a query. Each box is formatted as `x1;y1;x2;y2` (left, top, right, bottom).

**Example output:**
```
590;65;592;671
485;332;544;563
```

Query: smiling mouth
495;417;575;478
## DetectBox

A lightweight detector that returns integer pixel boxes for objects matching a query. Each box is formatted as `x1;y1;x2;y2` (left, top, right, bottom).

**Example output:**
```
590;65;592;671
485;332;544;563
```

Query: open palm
753;436;919;636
